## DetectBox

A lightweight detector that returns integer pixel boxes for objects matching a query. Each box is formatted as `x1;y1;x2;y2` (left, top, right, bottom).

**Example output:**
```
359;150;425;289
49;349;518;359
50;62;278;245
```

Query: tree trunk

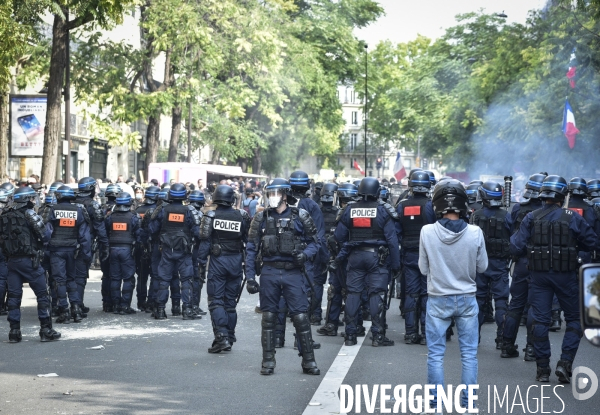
145;114;160;181
211;149;220;164
168;105;182;162
186;101;192;163
252;147;261;174
41;11;68;184
0;92;8;179
237;157;248;172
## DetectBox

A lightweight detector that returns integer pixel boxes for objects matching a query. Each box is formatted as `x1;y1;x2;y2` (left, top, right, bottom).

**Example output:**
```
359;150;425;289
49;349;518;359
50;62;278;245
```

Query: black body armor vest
348;201;385;242
212;209;244;252
261;208;305;258
527;207;578;272
49;203;79;248
160;203;192;251
109;211;135;246
321;205;339;237
0;209;42;256
472;208;510;258
399;197;429;250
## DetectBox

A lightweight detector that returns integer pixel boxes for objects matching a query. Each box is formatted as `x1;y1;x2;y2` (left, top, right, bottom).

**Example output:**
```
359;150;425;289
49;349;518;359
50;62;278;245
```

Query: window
350;133;358;150
351;90;355;103
351;111;358;125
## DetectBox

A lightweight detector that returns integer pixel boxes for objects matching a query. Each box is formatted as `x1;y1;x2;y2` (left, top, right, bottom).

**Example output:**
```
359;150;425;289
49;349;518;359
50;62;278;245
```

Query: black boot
9;326;21;343
523;344;536;362
495;335;503;350
121;306;136;315
182;307;198;320
208;332;231;354
51;305;60;317
81;303;90;315
55;308;71;324
145;302;154;313
549;310;562;332
0;306;8;316
356;325;366;337
310;315;322;326
404;333;421;345
292;313;320;375
171;304;181;316
316;323;338;336
373;333;395;347
260;312;276;375
274;320;286;348
113;305;122;315
71;304;83;323
536;365;551;382
102;303;114;313
501;340;519;358
39;318;61;342
555;359;573;384
520;314;527;326
137;302;146;312
344;333;357;346
154;307;167;320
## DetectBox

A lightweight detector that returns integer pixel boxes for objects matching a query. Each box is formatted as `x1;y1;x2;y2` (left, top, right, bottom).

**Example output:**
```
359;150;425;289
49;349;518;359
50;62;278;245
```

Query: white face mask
135;194;143;200
268;196;281;209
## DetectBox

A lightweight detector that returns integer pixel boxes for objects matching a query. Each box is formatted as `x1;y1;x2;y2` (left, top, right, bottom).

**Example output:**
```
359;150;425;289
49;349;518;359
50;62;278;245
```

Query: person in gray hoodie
419;179;488;413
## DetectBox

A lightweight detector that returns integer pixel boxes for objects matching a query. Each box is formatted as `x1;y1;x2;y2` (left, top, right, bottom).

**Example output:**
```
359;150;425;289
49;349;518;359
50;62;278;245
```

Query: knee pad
565;323;583;339
262;312;276;328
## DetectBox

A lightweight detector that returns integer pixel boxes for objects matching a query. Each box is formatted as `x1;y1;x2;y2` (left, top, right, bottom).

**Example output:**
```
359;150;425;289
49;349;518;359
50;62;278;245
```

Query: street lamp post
64;9;71;183
364;43;368;177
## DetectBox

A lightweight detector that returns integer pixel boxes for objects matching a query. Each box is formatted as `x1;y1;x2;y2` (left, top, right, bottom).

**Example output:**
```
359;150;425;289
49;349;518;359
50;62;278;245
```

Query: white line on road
303;321;372;415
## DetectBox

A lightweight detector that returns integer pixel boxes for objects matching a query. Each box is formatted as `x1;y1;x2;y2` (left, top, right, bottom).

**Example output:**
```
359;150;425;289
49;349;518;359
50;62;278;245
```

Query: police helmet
478;181;503;207
409;171;431;193
337;183;359;202
188;190;205;204
289;170;310;191
158;189;169;202
568;177;587;196
212;185;235;206
432;179;468;217
144;185;160;202
78;177;97;194
407;168;422;179
591;197;600;207
49;181;64;192
115;192;133;206
352;180;361;188
105;184;121;199
161;183;171;189
265;178;296;208
0;188;11;205
320;183;338;203
0;182;15;196
314;181;324;191
55;185;76;201
587;179;600;198
522;173;546;199
379;186;389;202
13;186;38;203
539;175;568;201
168;183;187;200
357;177;380;200
45;192;56;205
422;170;436;186
465;183;479;203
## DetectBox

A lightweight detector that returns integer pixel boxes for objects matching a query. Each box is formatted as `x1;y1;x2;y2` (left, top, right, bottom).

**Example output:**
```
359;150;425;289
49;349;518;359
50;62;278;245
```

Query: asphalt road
1;270;598;415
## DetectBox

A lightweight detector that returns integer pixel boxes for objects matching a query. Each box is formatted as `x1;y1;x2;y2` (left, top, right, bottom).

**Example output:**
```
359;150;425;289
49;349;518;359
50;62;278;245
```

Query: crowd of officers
0;169;598;383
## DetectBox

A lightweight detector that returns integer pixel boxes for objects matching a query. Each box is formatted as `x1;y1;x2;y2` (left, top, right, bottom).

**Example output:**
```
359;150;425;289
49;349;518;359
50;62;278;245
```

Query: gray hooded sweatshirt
418;219;488;296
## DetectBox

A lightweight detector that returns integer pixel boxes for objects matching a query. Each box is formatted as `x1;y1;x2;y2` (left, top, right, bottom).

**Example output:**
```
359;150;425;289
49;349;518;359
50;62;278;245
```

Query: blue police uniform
501;199;543;357
198;206;249;347
46;200;91;321
0;247;8;314
100;201;116;308
105;208;142;312
135;202;155;309
510;203;598;373
148;200;200;317
470;205;513;344
190;208;205;316
396;194;436;343
334;201;400;342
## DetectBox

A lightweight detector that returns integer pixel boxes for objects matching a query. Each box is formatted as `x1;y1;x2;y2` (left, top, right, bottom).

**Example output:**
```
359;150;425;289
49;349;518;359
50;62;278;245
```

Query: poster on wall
9;95;47;157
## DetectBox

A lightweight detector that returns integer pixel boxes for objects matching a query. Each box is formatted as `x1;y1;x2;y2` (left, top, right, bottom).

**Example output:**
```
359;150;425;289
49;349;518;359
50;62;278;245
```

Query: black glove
392;268;401;280
100;247;110;262
246;279;260;294
293;252;307;267
197;265;206;282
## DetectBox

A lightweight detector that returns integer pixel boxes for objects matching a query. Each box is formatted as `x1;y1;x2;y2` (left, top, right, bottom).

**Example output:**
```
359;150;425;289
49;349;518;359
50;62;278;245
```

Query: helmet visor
267;189;284;208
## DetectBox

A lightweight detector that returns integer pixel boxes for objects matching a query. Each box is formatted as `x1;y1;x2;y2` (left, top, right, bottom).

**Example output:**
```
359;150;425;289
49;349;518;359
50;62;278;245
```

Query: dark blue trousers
49;249;80;308
7;257;50;328
110;247;136;308
156;249;193;307
403;250;427;336
476;257;510;336
135;244;150;307
259;265;307;315
100;256;111;306
503;258;529;342
207;253;243;340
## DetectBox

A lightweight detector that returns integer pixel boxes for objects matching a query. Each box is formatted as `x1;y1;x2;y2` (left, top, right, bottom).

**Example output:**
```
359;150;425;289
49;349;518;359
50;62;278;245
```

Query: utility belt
527;245;579;272
264;261;296;270
210;243;243;257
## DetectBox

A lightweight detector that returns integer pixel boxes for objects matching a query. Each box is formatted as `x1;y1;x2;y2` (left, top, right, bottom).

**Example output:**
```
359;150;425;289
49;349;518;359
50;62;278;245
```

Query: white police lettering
213;219;241;232
350;208;377;218
55;210;78;220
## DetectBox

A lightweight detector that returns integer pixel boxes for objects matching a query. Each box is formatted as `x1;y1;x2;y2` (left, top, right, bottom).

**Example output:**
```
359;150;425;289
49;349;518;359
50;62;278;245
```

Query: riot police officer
396;171;437;345
334;177;401;347
75;177;110;312
466;180;483;214
134;185;160;310
188;190;208;316
0;187;13;315
143;188;169;315
149;183;201;320
312;182;323;204
46;186;92;323
0;186;60;342
587;179;600;201
501;173;546;359
394;168;422;205
510;175;598;382
470;181;512;348
245;178;321;376
198;185;250;352
106;192;142;314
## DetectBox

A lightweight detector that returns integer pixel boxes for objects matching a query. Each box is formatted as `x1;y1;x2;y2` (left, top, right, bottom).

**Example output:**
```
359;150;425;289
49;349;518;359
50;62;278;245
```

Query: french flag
393;151;407;181
353;159;365;175
562;99;579;149
566;48;576;89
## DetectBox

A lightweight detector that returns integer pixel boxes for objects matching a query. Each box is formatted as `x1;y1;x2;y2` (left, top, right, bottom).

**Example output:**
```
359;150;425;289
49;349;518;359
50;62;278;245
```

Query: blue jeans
426;294;479;409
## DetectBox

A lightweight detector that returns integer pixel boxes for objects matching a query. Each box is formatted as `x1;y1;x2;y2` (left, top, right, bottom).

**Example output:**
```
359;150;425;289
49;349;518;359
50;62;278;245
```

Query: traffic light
376;157;382;170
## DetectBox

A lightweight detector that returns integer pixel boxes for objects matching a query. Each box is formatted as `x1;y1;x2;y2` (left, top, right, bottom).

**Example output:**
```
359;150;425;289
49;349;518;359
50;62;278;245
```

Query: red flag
566;48;577;89
353;159;364;175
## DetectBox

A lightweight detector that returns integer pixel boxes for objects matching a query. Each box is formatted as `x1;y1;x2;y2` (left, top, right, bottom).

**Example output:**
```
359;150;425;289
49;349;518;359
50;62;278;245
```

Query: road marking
303;321;372;415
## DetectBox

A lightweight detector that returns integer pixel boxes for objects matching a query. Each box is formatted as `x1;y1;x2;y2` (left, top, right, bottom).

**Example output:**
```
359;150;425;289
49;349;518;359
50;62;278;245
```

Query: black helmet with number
587;179;600;198
522;173;547;199
432;179;468;217
55;185;76;201
478;181;503;207
539;175;568;201
357;177;380;200
568;177;587;196
144;185;160;202
78;177;97;194
212;185;235;206
409;171;431;194
168;183;187;200
289;170;311;191
320;183;338;203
